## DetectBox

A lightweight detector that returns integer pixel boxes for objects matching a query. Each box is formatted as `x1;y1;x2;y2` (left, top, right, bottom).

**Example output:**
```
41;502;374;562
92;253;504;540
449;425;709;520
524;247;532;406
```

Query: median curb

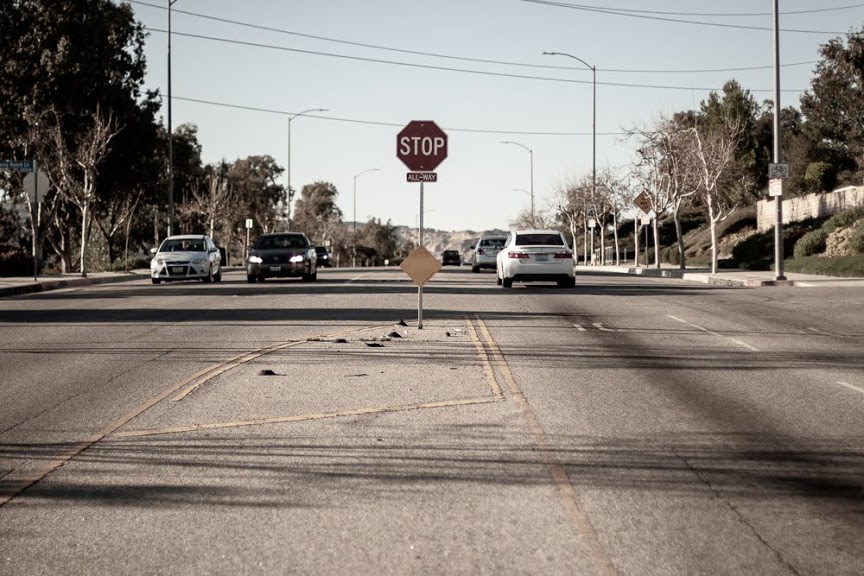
621;266;795;287
0;272;142;298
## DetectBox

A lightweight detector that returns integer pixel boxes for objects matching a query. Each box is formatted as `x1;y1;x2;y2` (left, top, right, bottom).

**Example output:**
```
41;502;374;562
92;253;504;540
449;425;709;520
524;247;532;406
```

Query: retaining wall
757;186;864;231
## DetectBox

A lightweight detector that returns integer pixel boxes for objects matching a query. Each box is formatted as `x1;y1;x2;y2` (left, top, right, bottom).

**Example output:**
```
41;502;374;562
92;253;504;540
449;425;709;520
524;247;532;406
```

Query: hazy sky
126;0;863;232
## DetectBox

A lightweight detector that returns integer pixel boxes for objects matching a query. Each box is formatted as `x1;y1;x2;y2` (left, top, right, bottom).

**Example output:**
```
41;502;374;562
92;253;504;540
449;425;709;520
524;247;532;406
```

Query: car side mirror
150;247;157;254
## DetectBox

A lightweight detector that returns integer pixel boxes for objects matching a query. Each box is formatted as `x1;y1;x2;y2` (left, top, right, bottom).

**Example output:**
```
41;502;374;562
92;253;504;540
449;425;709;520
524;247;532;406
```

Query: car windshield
514;233;565;246
161;239;205;252
255;235;306;250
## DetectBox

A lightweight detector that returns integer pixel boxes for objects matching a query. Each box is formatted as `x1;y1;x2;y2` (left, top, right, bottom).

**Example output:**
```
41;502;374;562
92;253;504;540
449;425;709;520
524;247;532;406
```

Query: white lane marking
668;315;760;352
593;323;615;332
346;272;374;284
808;327;832;336
838;381;864;395
573;324;586;332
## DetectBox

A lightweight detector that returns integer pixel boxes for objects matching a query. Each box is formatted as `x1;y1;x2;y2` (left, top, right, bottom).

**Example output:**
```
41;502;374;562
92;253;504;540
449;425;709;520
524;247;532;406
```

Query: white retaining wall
757;186;864;231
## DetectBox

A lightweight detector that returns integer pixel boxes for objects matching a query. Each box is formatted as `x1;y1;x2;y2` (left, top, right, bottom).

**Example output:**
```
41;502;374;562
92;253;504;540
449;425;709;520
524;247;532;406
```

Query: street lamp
167;0;181;237
543;51;596;264
287;107;328;231
352;167;379;267
501;141;534;226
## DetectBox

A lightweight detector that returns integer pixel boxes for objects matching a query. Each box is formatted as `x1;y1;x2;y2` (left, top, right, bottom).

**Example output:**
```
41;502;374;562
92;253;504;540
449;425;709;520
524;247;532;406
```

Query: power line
522;1;864;18
173;96;622;136
149;27;809;94
521;0;857;35
129;0;817;75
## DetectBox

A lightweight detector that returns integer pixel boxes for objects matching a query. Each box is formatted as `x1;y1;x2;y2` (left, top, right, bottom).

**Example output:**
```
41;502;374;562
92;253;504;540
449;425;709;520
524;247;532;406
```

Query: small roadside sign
641;215;651;225
769;178;783;197
0;160;35;172
400;246;441;286
768;163;790;179
634;191;651;213
245;218;253;229
23;169;49;202
588;218;596;229
407;172;437;183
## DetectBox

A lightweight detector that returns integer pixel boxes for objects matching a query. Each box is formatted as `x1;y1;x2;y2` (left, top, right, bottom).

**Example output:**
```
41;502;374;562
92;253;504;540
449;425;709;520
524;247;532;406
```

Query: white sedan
496;230;576;288
150;234;223;284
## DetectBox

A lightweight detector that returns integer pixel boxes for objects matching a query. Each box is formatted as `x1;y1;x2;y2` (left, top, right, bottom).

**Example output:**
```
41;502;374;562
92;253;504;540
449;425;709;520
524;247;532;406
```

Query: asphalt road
1;267;862;575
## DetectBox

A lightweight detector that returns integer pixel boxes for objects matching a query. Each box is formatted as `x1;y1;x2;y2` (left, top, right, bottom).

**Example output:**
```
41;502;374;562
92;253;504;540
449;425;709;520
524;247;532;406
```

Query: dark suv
441;250;461;266
315;246;332;267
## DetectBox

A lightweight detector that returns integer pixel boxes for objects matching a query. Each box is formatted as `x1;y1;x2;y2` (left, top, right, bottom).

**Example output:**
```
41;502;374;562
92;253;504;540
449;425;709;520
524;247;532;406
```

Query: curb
624;267;795;287
0;273;141;298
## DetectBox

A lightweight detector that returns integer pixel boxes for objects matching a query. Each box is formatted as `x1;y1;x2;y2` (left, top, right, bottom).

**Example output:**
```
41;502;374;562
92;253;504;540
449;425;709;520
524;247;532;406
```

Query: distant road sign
397;121;448;172
634;191;652;213
768;163;790;179
1;160;35;172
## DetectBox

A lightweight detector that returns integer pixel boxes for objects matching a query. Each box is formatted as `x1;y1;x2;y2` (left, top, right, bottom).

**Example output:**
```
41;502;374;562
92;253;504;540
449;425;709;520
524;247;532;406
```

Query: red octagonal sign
397;120;448;172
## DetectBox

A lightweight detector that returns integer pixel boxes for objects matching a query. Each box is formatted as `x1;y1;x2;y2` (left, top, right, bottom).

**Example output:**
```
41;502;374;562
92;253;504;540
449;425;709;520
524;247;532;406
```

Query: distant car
470;234;507;272
150;234;222;284
246;232;317;282
441;250;461;266
496;229;575;288
315;246;332;267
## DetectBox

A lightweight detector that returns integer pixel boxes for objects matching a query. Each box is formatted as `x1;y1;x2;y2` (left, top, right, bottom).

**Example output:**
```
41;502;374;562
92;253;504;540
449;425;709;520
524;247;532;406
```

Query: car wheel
246;274;257;283
302;271;317;282
471;265;479;273
151;278;161;285
213;268;222;282
496;269;502;285
203;266;214;283
559;277;576;288
502;277;513;288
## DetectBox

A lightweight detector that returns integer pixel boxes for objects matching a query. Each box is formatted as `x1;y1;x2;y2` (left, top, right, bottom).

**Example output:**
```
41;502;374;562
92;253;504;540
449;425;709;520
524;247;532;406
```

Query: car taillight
508;251;529;259
554;252;573;259
477;248;485;255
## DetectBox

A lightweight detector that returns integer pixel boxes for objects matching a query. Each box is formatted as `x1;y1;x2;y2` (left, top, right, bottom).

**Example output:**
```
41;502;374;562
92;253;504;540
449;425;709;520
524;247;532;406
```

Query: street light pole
772;0;786;281
501;141;534;226
352;168;379;267
167;0;180;237
287;107;328;231
543;51;596;264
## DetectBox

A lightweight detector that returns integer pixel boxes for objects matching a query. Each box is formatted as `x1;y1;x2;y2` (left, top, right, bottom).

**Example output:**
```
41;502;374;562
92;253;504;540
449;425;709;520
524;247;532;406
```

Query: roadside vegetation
1;2;863;277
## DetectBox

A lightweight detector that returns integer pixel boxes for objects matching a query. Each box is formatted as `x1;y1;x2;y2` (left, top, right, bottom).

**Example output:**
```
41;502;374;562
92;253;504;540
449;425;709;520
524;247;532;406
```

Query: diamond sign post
397;120;448;328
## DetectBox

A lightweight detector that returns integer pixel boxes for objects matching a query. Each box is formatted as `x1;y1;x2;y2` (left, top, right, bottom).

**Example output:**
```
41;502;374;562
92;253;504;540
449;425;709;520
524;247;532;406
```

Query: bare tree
628;115;700;268
45;106;121;276
556;176;592;265
689;117;746;273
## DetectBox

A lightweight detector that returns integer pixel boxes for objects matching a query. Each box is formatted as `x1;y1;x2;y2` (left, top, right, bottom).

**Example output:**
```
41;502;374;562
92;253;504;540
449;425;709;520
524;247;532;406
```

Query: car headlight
248;255;263;264
192;257;207;265
290;255;304;263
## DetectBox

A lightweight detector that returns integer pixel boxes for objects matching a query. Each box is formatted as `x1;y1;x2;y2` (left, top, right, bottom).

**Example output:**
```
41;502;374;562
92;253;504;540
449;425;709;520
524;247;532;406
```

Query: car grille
166;264;190;276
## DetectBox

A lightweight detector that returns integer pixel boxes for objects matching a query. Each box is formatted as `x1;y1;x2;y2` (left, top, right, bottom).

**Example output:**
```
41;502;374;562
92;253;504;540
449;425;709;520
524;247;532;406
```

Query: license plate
534;254;548;261
269;266;281;272
170;266;184;274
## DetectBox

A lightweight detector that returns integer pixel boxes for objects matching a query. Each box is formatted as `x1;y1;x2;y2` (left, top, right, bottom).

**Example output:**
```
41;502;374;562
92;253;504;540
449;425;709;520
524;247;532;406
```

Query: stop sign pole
397;121;448;329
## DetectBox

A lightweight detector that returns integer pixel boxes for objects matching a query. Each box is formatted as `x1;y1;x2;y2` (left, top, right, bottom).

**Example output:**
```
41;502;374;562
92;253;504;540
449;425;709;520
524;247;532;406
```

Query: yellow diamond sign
400;246;442;286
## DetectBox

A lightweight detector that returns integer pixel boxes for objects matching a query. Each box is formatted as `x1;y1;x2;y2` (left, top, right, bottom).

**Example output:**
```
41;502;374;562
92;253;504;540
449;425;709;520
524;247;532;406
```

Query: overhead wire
128;0;819;75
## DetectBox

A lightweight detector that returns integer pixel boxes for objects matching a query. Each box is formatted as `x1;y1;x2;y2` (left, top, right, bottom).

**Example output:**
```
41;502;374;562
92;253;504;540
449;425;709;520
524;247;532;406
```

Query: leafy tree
800;25;864;185
357;218;398;266
0;0;160;273
292;180;343;245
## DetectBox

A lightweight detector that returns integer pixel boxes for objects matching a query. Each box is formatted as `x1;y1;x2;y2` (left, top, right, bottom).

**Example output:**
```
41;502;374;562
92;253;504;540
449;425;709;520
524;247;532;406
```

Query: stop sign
397;120;448;172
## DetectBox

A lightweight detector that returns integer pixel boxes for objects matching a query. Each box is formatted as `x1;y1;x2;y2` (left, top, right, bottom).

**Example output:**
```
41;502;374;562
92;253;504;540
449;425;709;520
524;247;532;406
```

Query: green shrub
794;229;828;258
0;244;32;277
824;206;864;233
850;223;864;255
784;255;864;277
803;161;836;193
